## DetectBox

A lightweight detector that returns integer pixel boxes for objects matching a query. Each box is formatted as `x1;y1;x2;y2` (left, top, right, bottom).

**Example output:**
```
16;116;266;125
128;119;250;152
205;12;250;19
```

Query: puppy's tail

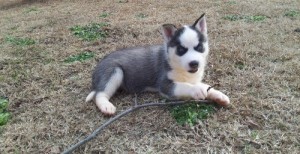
85;91;96;102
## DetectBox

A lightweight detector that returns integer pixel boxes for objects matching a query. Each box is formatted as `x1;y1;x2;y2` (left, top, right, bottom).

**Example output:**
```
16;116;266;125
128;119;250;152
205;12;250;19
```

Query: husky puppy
86;14;230;115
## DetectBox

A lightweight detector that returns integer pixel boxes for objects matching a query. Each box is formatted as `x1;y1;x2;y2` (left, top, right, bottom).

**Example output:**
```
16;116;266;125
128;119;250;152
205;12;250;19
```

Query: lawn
0;0;299;153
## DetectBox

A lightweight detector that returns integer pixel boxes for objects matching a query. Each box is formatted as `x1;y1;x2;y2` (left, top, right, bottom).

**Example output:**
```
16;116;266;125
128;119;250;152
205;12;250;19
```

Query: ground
0;0;299;153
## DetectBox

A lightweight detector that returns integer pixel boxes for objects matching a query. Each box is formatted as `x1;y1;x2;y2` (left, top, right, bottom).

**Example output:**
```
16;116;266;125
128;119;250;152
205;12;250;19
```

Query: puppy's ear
193;13;207;35
161;24;177;42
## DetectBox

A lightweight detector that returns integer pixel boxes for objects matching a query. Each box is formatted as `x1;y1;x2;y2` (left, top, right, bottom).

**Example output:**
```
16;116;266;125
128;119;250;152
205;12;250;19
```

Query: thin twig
62;99;212;154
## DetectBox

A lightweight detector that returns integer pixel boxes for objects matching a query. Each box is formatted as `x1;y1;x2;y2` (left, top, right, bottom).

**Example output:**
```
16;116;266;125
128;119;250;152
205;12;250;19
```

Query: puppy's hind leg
91;67;123;115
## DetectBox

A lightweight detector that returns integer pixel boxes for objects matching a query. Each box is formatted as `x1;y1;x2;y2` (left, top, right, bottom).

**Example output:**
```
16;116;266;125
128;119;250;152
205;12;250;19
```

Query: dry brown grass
0;0;299;153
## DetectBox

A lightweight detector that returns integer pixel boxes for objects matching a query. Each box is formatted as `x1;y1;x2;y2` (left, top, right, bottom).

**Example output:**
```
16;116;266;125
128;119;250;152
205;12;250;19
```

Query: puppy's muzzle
188;61;199;73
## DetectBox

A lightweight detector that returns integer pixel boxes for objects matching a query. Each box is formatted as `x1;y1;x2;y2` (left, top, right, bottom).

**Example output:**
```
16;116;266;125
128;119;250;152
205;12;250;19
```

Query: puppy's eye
176;45;188;56
194;43;203;52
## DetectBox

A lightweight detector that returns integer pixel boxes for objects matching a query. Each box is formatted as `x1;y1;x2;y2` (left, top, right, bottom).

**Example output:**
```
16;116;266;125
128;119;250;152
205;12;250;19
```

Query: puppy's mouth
188;68;198;73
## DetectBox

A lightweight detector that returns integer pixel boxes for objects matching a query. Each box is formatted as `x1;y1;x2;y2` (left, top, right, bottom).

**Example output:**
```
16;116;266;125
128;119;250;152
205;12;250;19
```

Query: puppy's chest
167;70;203;84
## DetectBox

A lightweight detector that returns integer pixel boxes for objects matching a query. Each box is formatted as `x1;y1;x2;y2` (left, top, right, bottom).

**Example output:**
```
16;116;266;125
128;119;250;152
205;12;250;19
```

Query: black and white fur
86;14;230;115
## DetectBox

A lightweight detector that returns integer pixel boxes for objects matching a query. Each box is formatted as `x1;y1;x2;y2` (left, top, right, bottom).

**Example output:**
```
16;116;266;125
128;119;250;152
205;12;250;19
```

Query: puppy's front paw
97;101;116;115
207;89;230;106
191;85;208;100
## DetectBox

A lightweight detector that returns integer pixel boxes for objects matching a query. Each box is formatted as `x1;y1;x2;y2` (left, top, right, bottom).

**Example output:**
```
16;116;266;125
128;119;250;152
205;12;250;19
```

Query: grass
5;36;35;46
223;14;267;22
250;131;259;140
69;23;108;41
245;15;267;22
117;0;128;3
136;13;148;19
64;51;95;63
284;10;300;18
226;1;237;5
24;7;38;13
170;103;215;126
0;97;10;126
0;0;299;153
235;61;245;70
223;14;244;21
99;12;110;18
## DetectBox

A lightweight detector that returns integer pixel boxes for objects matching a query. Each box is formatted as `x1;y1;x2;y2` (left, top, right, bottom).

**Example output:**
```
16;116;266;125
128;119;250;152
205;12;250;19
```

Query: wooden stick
62;99;212;154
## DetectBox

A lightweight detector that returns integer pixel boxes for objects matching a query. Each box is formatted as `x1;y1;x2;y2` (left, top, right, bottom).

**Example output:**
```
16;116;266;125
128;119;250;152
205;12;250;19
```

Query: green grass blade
0;97;10;126
64;52;95;63
70;23;108;41
170;103;215;126
5;36;35;46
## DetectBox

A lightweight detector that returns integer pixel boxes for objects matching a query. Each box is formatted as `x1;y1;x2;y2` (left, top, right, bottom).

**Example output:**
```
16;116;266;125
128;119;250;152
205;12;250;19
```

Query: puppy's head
162;14;209;74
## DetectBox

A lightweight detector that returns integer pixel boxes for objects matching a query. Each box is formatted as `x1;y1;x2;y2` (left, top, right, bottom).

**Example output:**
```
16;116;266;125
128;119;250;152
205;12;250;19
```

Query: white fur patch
167;46;198;83
207;88;230;106
94;67;124;114
167;68;203;84
103;67;123;98
178;27;209;72
173;82;210;99
167;27;209;84
180;26;199;48
85;91;96;102
173;82;194;98
95;93;116;115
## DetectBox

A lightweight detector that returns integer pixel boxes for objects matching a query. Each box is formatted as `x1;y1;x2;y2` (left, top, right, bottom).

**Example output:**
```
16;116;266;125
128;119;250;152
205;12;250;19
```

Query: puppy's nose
189;61;199;69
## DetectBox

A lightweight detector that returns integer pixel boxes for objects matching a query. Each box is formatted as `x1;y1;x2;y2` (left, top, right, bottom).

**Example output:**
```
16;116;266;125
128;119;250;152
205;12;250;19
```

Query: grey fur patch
92;64;118;92
168;28;185;48
91;45;173;94
159;77;175;98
